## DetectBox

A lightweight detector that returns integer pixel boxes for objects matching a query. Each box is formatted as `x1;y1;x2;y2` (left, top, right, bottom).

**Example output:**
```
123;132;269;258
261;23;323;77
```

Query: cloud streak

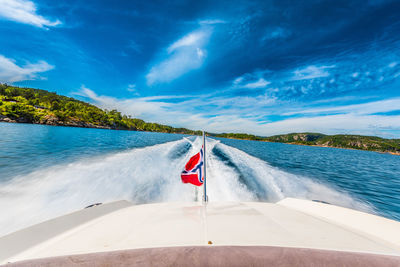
0;55;54;83
283;98;400;116
291;65;335;81
243;78;271;89
198;19;227;25
0;0;61;28
146;28;211;85
232;71;271;89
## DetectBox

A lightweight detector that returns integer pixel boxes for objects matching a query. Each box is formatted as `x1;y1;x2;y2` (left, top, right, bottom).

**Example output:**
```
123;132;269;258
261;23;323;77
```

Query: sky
0;0;400;137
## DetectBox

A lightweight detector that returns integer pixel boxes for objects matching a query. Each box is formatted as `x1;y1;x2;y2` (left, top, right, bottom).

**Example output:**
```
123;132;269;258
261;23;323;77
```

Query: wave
0;137;373;236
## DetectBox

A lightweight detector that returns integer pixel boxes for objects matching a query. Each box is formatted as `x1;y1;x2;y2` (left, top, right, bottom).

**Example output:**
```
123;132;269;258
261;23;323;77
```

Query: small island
1;83;399;155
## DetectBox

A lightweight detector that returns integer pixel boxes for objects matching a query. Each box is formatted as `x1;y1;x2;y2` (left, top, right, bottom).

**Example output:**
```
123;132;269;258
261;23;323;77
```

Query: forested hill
210;132;400;155
0;84;201;135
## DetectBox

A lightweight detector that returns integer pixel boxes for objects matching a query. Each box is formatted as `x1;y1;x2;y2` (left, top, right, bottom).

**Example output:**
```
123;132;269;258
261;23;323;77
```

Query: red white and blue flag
181;147;204;186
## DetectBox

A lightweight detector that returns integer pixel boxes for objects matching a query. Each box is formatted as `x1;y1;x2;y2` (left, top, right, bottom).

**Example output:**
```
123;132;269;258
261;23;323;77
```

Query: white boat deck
1;198;400;264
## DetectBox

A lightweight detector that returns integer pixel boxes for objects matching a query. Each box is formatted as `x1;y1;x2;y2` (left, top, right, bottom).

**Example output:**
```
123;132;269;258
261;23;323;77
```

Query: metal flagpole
203;131;208;203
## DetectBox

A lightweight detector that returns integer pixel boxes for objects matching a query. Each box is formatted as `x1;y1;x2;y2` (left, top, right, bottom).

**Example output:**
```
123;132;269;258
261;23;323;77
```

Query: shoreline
280;141;400;156
212;136;400;156
1;119;399;156
0;118;195;136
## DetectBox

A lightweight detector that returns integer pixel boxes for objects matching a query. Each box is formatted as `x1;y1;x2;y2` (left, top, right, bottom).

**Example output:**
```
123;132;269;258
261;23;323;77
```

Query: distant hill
265;132;326;143
0;84;201;135
208;132;264;141
211;132;400;155
266;133;400;154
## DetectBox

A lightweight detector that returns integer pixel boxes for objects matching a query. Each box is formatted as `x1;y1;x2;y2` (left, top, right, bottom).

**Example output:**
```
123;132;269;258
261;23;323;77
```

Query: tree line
0;84;201;135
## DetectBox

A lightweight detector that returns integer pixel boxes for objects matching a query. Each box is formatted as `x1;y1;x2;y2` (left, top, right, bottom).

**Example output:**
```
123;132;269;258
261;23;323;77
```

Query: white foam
0;136;373;236
0;138;198;236
203;138;256;202
214;141;373;212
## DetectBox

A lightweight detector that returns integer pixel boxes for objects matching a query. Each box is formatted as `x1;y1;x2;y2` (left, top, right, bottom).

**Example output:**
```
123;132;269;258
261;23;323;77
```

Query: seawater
0;122;399;236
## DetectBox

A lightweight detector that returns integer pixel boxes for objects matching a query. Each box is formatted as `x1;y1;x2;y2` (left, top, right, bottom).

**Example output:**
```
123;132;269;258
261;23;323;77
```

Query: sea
0;122;399;236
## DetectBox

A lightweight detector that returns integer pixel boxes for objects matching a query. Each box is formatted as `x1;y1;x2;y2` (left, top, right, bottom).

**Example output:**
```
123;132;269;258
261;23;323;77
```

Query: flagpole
203;131;208;203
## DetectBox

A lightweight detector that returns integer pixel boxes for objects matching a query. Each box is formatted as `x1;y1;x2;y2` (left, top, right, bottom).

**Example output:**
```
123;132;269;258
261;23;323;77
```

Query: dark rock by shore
0;115;113;130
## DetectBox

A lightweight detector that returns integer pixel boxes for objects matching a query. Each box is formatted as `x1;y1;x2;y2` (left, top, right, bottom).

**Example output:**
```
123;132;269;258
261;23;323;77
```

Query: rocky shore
0;114;113;130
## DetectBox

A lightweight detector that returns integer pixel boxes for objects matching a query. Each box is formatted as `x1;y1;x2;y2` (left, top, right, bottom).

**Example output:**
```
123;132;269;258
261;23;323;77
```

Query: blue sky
1;0;400;137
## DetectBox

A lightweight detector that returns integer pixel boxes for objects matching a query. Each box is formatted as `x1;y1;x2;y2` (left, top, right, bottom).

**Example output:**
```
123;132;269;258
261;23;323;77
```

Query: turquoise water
0;123;184;181
0;122;399;235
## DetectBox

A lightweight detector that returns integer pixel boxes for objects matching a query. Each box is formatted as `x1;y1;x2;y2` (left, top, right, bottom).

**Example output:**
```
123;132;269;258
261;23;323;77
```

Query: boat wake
0;136;373;236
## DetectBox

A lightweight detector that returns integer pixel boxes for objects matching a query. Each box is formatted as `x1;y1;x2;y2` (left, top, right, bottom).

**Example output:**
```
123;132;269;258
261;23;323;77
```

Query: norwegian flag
181;147;204;186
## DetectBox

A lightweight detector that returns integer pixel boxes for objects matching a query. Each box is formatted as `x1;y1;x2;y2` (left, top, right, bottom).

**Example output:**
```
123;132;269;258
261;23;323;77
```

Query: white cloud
233;76;244;85
292;65;335;80
78;86;184;123
283;98;400;116
77;86;275;130
0;54;54;83
167;30;209;53
146;28;211;85
243;78;271;89
127;84;136;92
198;19;227;25
0;0;61;28
78;85;98;99
260;114;400;137
232;70;271;90
126;84;140;96
200;113;400;138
